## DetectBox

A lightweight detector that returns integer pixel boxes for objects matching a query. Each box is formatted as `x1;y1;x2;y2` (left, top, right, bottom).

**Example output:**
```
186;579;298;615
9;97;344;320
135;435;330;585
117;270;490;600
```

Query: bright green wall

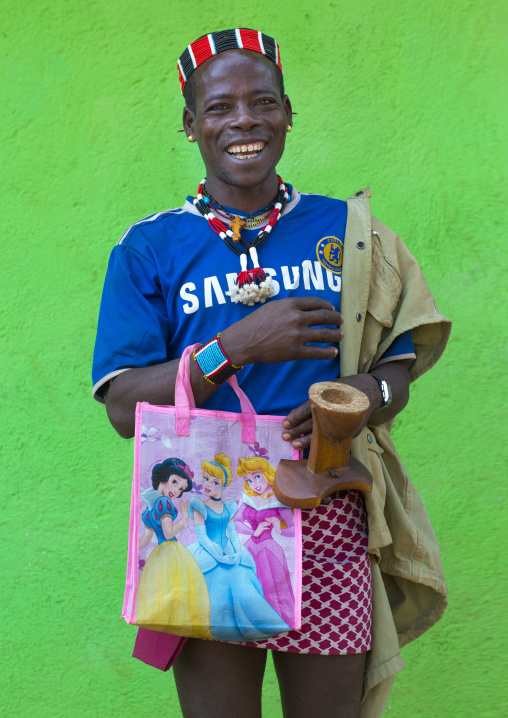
1;2;506;716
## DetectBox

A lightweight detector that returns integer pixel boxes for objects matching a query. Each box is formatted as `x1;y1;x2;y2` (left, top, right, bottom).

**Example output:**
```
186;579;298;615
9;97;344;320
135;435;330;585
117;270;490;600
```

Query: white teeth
227;142;265;155
236;153;260;159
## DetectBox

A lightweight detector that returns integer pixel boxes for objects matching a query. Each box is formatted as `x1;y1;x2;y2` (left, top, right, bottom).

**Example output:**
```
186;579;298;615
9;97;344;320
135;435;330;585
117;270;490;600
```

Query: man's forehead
195;50;278;93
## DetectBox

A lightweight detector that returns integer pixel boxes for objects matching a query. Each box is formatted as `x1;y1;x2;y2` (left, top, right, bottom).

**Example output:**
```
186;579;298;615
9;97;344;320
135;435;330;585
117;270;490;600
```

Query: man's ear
182;107;195;137
283;95;293;126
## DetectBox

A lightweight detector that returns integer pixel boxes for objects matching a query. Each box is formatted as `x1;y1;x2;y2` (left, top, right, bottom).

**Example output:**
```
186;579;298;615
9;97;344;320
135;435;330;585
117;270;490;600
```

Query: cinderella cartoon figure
136;458;213;639
187;452;290;641
236;456;296;626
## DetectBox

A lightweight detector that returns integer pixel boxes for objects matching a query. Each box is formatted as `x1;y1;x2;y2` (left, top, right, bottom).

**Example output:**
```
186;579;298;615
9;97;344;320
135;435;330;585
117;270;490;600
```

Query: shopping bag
122;344;302;642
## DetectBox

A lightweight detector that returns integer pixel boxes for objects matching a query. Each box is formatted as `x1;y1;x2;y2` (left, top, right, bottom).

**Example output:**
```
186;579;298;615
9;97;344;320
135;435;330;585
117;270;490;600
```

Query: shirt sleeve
373;329;416;368
92;240;170;402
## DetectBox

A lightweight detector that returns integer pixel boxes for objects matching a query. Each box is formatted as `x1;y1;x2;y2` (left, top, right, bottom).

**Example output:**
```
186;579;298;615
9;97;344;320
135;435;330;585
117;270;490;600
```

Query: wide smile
226;141;266;161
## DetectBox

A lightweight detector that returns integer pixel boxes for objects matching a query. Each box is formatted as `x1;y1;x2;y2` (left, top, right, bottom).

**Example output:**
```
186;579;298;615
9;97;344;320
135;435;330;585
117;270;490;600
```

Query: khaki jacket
341;189;452;716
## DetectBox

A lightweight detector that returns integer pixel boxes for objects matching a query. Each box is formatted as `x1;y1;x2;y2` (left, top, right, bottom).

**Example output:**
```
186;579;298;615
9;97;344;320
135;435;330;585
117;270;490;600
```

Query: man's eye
209;104;228;111
257;98;274;105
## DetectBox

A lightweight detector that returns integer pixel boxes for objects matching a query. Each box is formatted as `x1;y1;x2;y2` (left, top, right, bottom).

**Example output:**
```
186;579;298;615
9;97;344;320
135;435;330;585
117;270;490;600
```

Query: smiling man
92;28;451;718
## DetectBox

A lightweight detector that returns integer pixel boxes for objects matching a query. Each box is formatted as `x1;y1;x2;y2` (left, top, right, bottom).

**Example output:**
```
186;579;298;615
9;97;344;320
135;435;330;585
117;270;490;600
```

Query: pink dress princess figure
236;457;296;627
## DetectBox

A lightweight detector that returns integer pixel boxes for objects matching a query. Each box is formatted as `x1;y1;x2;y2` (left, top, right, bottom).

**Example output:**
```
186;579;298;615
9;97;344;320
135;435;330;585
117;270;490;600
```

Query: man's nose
230;103;260;129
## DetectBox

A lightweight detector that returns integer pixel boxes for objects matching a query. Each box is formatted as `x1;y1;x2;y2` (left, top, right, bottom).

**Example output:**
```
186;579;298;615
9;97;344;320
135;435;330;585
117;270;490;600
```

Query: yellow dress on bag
135;495;213;639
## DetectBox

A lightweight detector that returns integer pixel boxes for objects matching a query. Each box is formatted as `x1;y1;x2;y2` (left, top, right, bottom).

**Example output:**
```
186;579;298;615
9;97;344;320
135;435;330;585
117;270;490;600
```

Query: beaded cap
178;29;283;94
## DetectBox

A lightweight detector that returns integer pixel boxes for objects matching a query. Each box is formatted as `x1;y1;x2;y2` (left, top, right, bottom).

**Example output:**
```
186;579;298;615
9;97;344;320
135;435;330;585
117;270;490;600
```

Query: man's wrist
364;375;384;414
333;374;383;414
219;326;250;367
193;334;242;385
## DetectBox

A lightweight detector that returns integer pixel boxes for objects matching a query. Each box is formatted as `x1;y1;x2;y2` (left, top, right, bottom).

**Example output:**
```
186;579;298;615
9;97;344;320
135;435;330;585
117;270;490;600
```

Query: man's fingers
291;296;336;312
283;401;312;428
298;345;339;360
302;308;344;327
291;433;313;451
305;327;344;343
282;418;313;440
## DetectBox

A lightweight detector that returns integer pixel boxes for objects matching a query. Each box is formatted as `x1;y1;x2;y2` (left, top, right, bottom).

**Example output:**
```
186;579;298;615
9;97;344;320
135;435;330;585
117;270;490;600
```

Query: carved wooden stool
274;381;373;509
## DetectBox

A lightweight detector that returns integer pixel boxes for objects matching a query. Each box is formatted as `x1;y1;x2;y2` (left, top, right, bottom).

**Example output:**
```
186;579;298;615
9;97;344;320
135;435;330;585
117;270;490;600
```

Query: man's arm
105;296;344;438
281;361;411;450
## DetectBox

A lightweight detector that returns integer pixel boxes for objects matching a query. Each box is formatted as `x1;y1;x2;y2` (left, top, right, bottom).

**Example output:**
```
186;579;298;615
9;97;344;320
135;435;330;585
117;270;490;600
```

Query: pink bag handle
175;343;256;444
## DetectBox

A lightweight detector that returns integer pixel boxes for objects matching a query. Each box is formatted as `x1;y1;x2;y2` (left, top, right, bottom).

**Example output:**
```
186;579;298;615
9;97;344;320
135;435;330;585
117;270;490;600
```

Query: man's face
183;50;291;191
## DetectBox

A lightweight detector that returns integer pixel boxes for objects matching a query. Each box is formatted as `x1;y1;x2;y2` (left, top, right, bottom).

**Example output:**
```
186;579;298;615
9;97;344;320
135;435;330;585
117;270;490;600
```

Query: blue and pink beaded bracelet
193;334;242;385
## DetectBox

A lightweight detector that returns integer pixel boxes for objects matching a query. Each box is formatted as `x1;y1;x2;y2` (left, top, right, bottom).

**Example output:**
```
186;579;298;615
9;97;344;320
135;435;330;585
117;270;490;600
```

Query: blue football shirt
92;188;414;416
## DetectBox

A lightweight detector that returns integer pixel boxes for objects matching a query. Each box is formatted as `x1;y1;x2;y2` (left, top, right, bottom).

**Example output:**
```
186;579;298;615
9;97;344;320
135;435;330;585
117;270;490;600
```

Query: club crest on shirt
316;236;343;274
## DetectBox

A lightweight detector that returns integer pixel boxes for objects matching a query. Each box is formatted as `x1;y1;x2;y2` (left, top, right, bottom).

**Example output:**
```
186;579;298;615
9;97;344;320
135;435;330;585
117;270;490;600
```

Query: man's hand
106;296;343;439
281;399;314;451
220;297;344;367
281;362;411;450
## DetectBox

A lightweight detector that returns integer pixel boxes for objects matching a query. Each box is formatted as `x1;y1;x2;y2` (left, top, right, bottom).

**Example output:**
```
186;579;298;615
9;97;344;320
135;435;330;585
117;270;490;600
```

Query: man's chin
209;164;279;191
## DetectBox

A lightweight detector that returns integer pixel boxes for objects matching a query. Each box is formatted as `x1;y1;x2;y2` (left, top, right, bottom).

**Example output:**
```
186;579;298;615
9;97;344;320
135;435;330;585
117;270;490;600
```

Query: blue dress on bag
187;496;290;641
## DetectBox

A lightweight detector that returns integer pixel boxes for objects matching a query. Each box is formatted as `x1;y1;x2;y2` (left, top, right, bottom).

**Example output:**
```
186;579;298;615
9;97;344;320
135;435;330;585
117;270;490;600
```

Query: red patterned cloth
240;490;372;655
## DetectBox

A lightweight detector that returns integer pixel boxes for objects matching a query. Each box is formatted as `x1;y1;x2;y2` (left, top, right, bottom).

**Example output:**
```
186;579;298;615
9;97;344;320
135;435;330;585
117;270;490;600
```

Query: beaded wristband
193;334;242;385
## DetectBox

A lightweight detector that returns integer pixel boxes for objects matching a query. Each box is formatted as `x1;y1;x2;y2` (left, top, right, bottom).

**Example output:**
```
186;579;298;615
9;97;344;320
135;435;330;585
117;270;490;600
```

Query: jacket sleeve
358;217;452;381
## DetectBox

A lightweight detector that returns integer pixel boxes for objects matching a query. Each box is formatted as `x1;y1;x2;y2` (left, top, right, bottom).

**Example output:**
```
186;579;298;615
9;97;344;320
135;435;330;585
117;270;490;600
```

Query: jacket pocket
359;240;401;371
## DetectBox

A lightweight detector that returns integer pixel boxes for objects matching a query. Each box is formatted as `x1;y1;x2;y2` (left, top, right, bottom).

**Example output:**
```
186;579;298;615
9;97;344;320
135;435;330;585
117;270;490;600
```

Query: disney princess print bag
122;344;302;641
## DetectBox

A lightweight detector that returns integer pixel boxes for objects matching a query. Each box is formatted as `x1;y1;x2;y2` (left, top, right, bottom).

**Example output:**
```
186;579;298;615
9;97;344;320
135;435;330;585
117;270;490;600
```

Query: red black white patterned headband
177;29;283;94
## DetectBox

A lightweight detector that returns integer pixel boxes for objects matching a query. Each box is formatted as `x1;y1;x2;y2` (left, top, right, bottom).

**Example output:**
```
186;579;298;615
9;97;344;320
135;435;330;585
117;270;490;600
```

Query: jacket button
356;241;365;249
356;313;362;322
356;191;364;196
367;434;373;444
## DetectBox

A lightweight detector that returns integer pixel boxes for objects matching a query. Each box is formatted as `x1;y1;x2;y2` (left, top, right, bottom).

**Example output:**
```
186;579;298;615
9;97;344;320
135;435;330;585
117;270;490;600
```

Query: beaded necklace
210;205;270;229
203;189;274;228
193;176;289;306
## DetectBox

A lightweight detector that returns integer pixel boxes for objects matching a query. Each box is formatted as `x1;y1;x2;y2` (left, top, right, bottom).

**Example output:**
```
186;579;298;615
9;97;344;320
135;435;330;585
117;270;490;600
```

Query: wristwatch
370;374;392;411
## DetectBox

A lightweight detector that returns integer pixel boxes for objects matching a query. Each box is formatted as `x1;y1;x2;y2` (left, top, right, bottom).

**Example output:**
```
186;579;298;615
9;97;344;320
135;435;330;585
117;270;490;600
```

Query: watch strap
370;374;392;411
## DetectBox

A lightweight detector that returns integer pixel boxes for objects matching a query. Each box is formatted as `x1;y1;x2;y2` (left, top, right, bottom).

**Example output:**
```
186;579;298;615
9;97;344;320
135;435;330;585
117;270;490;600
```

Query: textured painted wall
1;1;506;716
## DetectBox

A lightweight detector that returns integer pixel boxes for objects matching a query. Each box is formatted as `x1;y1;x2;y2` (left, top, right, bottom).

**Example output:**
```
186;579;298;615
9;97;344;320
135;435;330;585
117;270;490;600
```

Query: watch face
381;380;392;406
372;375;391;407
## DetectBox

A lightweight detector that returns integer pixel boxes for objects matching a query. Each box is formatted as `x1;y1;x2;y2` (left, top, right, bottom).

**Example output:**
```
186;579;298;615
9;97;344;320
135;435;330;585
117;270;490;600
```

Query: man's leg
272;650;366;718
173;639;268;718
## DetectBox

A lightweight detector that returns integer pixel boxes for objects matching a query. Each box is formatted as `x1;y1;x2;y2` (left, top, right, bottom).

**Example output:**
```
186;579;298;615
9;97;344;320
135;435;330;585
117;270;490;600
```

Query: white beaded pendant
226;247;276;306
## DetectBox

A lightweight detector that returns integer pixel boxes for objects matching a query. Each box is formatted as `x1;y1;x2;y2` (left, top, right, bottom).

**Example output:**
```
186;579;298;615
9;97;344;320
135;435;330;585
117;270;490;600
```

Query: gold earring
187;135;195;143
286;125;292;133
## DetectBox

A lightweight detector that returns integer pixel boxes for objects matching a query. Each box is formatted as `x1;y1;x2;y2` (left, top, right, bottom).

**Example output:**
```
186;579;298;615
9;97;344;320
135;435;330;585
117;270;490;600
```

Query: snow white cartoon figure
236;456;296;626
136;458;213;639
187;452;290;640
